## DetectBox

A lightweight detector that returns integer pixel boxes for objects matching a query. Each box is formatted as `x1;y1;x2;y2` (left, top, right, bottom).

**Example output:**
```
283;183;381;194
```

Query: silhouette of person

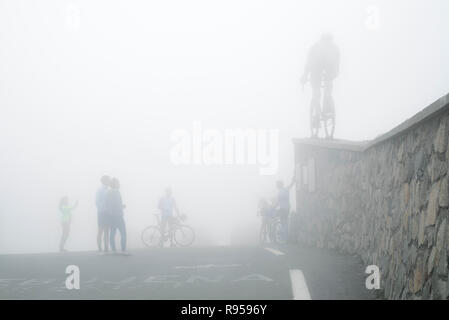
258;198;273;243
106;178;128;254
301;33;340;123
274;178;295;243
59;196;78;252
95;175;110;252
158;187;180;247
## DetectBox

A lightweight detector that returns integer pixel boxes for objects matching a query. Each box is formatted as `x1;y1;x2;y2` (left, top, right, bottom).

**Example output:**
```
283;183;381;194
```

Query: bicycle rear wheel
173;225;195;247
141;226;163;248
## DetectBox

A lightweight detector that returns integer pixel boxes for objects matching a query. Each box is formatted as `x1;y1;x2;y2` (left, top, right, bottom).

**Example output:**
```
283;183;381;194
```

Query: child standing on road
59;196;78;252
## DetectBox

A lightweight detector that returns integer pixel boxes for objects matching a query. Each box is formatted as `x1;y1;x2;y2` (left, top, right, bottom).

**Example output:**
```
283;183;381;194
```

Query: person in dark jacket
106;178;128;254
274;178;295;243
95;175;110;252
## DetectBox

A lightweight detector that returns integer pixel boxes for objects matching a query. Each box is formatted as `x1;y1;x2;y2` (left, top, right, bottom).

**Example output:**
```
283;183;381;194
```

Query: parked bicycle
141;214;195;248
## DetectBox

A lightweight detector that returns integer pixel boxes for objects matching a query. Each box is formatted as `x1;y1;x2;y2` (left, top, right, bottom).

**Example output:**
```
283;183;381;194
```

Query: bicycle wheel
324;113;335;139
141;226;163;248
310;107;320;138
173;225;195;247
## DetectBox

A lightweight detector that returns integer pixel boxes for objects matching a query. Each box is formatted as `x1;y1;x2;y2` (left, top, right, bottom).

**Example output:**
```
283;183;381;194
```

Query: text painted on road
0;273;275;294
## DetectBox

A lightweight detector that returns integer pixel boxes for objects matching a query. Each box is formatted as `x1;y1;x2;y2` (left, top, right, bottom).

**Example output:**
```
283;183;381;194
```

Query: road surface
0;245;377;300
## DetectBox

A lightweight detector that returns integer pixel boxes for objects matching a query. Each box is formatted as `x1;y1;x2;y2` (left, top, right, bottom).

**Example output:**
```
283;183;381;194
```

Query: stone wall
293;94;449;299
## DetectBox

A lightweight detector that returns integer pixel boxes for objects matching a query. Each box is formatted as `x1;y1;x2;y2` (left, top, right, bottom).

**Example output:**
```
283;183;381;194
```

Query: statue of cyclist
301;33;340;138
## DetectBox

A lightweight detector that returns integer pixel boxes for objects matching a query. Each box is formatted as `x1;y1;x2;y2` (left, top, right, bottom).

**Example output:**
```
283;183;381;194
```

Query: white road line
289;269;312;300
264;247;285;256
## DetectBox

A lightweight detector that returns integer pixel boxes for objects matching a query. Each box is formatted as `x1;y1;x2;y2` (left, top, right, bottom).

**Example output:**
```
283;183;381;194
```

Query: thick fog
1;0;448;254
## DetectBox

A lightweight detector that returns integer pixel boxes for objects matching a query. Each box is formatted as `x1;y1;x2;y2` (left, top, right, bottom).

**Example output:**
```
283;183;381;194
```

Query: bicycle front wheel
141;226;163;248
173;225;195;247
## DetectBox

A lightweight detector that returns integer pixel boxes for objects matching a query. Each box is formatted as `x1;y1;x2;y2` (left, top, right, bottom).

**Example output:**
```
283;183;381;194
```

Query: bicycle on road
141;214;195;248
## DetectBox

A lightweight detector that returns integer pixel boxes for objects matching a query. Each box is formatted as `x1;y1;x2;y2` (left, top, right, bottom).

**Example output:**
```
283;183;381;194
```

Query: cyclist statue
301;33;340;139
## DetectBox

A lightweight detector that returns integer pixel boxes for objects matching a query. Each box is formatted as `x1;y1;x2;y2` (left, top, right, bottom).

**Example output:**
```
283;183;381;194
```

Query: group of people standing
58;175;128;254
95;175;128;254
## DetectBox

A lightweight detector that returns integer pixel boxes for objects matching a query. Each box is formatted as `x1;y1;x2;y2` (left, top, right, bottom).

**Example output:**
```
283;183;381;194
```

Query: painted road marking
289;269;311;300
264;247;285;256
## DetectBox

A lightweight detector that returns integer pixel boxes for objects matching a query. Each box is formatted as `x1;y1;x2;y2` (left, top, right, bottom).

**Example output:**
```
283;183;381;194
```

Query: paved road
0;245;376;300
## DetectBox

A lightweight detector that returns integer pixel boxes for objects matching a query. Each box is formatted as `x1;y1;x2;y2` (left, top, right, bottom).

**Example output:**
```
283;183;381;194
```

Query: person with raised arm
59;196;78;252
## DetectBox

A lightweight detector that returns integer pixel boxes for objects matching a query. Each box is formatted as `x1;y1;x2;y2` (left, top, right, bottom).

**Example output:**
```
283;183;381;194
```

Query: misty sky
1;0;448;253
